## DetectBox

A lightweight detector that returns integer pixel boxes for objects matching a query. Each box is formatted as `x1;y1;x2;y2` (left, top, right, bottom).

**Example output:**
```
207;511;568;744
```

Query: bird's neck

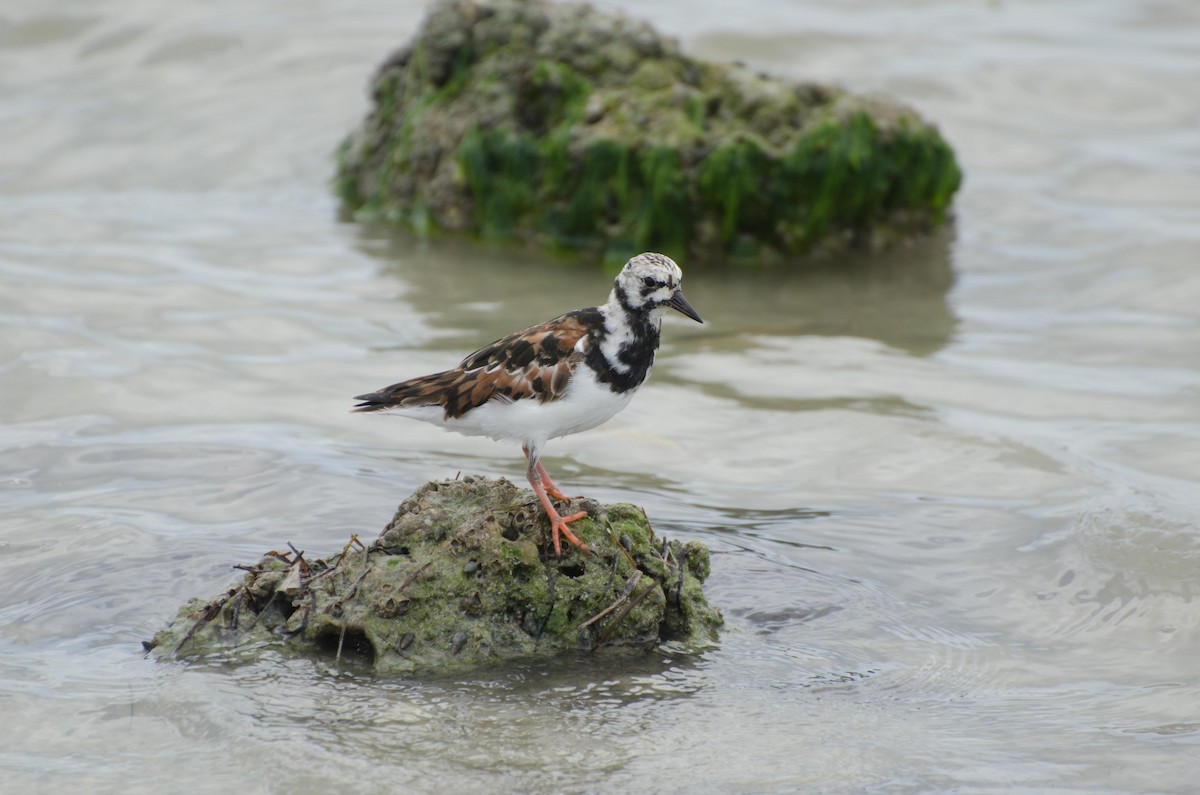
588;292;661;393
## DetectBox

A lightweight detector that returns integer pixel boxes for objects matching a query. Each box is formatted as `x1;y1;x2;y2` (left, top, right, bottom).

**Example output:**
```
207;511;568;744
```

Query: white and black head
610;253;703;323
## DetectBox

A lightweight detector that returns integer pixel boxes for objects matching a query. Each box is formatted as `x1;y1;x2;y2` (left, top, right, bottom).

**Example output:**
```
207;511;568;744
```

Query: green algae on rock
148;476;722;674
335;0;962;263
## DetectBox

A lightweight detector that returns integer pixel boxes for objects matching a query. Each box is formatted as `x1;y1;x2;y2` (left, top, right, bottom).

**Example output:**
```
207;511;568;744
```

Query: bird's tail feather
352;371;455;413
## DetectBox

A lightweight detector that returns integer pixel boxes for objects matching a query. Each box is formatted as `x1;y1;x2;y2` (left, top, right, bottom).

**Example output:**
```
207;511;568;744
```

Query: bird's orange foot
527;456;590;556
545;482;570;502
548;508;591;557
530;457;571;501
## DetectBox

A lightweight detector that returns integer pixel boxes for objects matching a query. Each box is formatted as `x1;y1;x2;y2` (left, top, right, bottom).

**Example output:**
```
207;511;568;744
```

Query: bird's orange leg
529;477;591;556
522;445;570;501
524;448;590;556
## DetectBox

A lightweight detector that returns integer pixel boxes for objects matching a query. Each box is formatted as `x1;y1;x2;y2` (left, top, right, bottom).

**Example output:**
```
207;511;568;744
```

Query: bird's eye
642;276;657;288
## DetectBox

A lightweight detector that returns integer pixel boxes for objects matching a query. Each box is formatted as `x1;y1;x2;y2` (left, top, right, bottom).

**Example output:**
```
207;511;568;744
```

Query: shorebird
353;252;702;556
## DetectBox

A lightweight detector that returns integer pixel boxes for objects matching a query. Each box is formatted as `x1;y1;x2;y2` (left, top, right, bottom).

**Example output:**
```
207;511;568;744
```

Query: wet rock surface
336;0;962;263
149;476;722;673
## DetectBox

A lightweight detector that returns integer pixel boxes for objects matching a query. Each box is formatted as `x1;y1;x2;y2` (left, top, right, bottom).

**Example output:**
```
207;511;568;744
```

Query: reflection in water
353;222;957;358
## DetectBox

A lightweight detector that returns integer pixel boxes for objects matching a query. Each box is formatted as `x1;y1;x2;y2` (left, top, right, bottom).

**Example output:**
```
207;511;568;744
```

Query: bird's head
611;252;703;323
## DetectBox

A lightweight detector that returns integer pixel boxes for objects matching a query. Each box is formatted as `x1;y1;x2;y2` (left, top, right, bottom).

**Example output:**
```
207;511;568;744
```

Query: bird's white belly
394;367;636;446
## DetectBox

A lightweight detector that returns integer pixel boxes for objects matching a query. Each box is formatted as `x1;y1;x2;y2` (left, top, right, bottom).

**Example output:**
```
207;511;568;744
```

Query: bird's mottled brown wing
353;310;597;419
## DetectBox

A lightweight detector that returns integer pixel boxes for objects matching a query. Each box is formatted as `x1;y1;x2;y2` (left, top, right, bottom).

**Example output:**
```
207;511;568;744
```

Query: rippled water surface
3;0;1199;792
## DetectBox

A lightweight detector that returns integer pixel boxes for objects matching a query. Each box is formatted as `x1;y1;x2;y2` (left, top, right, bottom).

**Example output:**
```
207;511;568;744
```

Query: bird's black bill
667;289;703;323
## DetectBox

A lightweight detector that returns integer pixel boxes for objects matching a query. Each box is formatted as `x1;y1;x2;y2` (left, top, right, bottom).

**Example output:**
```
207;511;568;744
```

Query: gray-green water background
2;0;1199;792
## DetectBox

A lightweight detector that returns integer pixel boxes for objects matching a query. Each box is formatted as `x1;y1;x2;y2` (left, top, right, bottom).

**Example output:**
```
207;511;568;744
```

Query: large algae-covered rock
336;0;962;263
149;477;721;673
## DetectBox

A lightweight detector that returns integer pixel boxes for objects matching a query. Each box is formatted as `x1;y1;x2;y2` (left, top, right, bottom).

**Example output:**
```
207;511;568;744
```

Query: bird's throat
590;301;661;393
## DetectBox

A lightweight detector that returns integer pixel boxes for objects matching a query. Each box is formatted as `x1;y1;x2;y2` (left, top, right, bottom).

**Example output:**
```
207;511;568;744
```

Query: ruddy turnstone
353;252;703;556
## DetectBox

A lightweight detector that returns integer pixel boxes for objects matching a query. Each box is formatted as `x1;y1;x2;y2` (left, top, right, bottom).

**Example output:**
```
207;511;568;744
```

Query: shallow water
3;0;1200;792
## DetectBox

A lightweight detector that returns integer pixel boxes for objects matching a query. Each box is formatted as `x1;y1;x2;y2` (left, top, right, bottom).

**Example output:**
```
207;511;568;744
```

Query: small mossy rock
149;476;722;674
336;0;962;264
